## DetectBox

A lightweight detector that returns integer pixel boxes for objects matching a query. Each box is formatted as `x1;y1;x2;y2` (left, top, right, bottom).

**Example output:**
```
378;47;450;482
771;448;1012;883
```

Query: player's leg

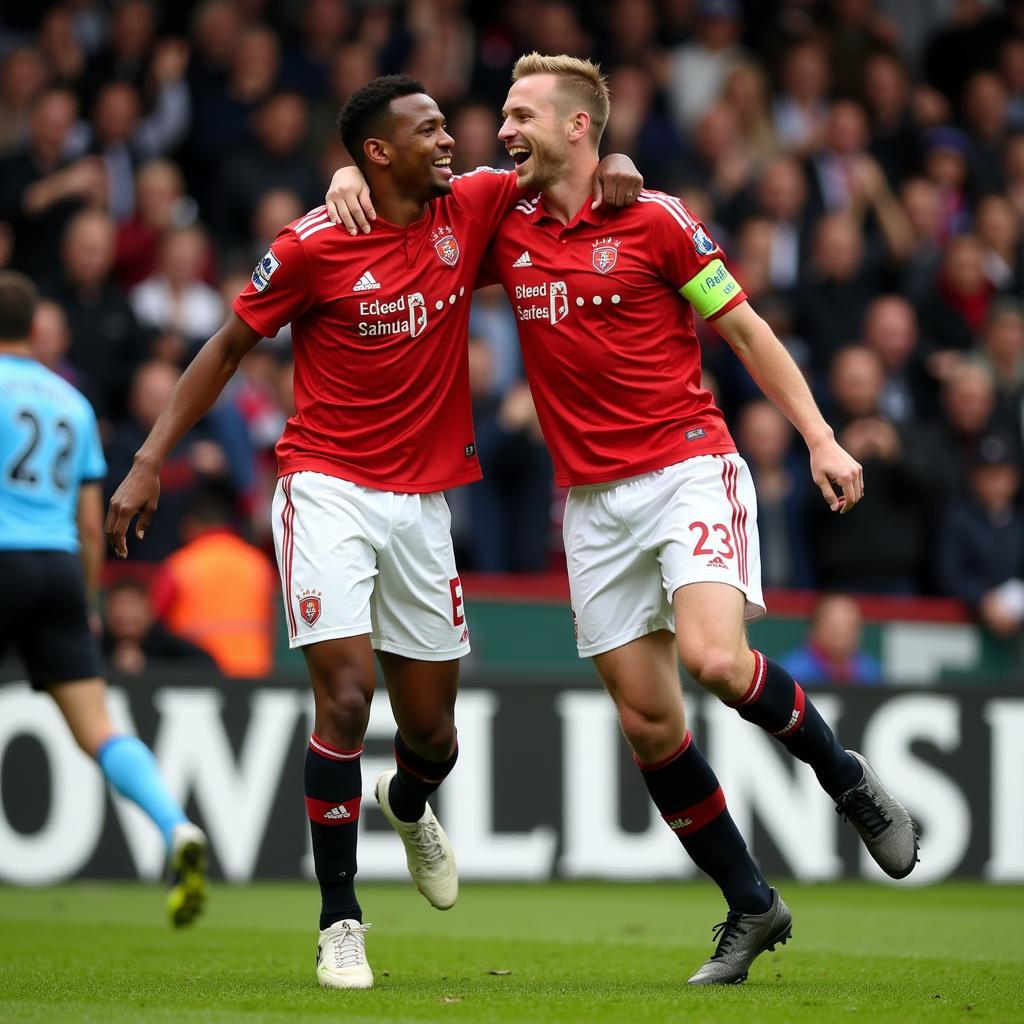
592;631;791;985
666;454;918;878
273;473;380;989
302;633;376;925
48;678;209;925
22;546;209;925
370;492;468;910
376;652;460;909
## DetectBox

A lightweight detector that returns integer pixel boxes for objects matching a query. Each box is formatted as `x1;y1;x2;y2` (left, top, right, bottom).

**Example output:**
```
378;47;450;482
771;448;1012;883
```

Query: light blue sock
96;735;187;849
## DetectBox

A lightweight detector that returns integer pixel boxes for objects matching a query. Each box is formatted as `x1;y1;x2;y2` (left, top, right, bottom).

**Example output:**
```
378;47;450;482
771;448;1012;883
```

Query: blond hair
512;52;610;145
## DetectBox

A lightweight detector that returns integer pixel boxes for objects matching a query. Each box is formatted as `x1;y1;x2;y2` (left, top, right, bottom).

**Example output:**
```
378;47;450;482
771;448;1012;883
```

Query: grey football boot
835;751;919;879
687;887;792;985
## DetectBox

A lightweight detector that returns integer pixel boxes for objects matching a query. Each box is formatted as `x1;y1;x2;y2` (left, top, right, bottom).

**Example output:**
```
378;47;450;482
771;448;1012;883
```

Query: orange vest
159;530;276;677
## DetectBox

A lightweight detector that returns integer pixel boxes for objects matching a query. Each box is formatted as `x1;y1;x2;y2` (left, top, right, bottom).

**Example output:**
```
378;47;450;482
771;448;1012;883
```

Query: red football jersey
479;189;746;487
233;168;520;492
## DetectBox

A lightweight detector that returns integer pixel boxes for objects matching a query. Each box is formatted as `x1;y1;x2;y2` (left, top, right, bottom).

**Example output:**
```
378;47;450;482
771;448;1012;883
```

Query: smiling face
499;74;575;191
374;92;454;201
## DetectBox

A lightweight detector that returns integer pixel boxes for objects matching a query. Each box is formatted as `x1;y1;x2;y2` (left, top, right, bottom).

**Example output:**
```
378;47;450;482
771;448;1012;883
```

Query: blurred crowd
3;0;1024;675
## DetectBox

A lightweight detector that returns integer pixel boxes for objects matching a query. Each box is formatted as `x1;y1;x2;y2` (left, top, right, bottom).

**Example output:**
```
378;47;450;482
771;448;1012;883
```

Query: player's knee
314;671;373;743
686;646;745;699
617;704;682;760
401;717;456;761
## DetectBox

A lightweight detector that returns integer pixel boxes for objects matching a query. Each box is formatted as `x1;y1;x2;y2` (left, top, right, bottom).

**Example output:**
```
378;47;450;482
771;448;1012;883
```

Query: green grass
1;882;1022;1023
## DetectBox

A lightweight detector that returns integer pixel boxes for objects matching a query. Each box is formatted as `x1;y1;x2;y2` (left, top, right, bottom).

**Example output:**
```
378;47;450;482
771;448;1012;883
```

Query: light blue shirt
0;354;106;552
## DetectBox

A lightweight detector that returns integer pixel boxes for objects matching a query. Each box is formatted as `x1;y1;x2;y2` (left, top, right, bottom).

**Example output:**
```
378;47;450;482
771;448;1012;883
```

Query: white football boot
316;919;373;989
375;769;458;910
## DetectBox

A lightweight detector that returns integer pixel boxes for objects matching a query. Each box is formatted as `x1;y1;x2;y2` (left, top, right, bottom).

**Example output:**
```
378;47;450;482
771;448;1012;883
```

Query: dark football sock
388;731;459;823
727;651;863;799
305;733;363;929
639;731;772;915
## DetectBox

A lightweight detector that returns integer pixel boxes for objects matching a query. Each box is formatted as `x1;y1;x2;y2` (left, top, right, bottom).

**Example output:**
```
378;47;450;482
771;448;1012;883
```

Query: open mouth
432;156;453;176
509;145;532;167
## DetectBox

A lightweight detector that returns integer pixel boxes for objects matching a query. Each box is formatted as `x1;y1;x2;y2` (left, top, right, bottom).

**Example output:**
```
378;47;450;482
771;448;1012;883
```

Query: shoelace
836;787;891;839
323;923;371;970
410;820;446;867
709;913;750;960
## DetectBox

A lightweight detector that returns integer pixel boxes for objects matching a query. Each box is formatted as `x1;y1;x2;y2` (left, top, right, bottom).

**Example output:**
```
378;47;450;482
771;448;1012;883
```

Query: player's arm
323;156;644;233
76;482;105;609
105;312;261;557
712;301;864;514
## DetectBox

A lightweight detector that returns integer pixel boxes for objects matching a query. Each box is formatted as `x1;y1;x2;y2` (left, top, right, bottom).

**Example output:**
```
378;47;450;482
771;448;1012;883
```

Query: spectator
311;43;380;155
735;399;813;589
188;21;280;195
81;40;192;222
860;295;924;425
780;593;882;686
44;207;145;423
28;298;91;395
861;50;919;188
0;88;105;280
920;125;973;240
213;91;323;253
102;577;217;675
721;60;778;166
898;175;945;302
38;8;86;91
978;299;1024;419
795;213;880;376
917;234;994;374
679;103;754;210
248;188;304;268
772;37;831;156
1004;132;1024;220
974;192;1024;294
114;158;197;289
0;47;48;156
666;0;745;133
918;360;1004;500
1000;37;1024;131
280;0;352;100
150;486;277;677
937;433;1024;637
464;337;553;573
79;0;159;105
809;346;930;594
130;225;223;349
447;101;506;174
961;70;1011;195
104;359;237;560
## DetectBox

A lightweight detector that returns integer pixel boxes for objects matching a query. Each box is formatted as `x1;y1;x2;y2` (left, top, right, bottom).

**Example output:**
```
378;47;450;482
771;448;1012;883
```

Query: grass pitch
1;881;1022;1023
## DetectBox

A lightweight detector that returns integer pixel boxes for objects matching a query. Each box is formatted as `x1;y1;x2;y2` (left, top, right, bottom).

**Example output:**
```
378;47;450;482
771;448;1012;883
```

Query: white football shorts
563;454;766;658
272;471;470;660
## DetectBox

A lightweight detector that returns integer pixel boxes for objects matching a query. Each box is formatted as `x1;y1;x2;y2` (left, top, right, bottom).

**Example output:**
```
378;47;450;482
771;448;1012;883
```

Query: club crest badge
431;226;460;266
592;236;621;274
297;589;322;626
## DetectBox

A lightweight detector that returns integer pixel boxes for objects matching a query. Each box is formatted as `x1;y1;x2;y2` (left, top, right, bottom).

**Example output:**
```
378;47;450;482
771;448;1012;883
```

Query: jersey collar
527;194;610;230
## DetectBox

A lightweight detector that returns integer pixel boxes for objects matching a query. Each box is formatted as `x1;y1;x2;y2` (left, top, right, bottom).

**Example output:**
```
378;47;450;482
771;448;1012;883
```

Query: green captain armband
680;259;741;319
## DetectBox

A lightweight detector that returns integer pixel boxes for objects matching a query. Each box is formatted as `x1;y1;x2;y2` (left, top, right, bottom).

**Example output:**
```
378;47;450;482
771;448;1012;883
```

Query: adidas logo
513;251;532;268
323;803;351;820
707;556;728;569
353;270;381;291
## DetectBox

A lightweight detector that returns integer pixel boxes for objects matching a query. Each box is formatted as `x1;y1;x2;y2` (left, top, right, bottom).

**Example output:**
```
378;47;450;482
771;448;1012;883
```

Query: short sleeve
233;228;316;338
645;195;746;321
451;167;522;237
78;401;107;483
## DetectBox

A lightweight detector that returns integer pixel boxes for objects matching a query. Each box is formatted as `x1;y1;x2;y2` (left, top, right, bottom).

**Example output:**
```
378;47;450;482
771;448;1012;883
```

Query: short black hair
0;272;38;341
338;75;427;171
